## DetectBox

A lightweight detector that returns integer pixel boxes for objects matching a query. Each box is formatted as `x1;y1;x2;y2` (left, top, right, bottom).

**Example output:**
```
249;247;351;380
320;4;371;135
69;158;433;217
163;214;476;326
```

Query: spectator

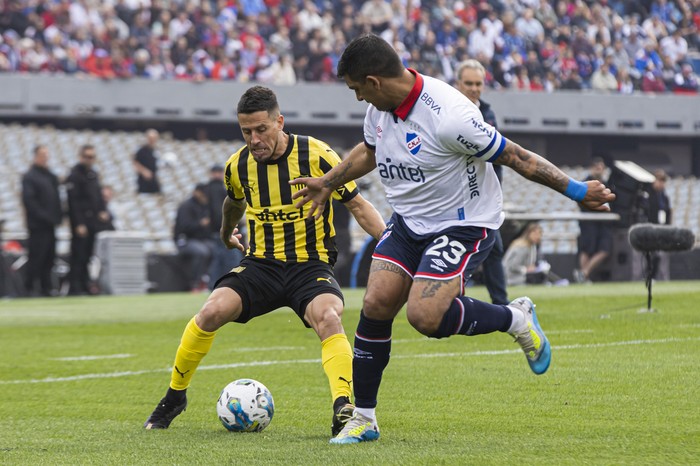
267;54;297;85
83;48;115;79
133;128;161;194
575;157;613;283
468;19;496;62
673;63;699;93
21;145;63;297
65;144;110;296
360;0;393;34
609;39;631;74
660;28;688;63
660;54;681;88
0;0;697;93
515;8;544;47
591;61;619;91
560;70;584;90
617;67;635;93
503;223;568;286
641;60;667;92
174;183;214;292
203;165;243;290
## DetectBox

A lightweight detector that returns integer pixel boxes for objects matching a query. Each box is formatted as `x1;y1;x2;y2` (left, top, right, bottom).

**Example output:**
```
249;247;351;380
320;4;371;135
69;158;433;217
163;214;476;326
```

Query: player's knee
406;304;440;336
313;307;342;329
196;297;237;332
362;291;396;320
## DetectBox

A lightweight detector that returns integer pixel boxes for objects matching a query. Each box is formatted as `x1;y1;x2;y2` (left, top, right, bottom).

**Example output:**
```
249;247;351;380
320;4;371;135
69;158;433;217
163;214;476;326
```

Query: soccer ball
216;378;274;432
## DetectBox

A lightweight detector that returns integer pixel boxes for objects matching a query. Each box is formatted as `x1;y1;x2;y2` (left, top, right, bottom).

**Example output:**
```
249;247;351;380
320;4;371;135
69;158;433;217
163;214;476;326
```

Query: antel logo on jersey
406;132;422;155
377;157;426;183
376;125;383;139
254;207;304;222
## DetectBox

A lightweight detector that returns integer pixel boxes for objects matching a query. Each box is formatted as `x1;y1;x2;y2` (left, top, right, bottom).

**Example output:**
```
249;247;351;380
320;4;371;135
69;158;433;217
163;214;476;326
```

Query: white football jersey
363;70;508;235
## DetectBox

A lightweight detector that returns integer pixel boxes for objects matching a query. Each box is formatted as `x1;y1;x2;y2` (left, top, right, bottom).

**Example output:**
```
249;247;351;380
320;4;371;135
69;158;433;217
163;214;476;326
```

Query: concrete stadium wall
1;74;699;136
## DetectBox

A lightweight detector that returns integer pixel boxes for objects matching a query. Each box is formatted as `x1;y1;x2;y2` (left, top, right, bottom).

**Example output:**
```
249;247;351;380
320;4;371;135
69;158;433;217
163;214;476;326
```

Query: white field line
52;354;134;361
226;346;304;353
2;336;698;385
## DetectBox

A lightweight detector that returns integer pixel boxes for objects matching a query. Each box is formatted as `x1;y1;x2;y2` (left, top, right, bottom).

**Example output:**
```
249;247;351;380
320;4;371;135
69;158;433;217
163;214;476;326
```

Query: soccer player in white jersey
292;34;616;444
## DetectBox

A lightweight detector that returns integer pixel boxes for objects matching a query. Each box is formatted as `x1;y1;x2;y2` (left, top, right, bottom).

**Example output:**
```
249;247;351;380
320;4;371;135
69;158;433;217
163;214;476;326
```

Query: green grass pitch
1;281;699;465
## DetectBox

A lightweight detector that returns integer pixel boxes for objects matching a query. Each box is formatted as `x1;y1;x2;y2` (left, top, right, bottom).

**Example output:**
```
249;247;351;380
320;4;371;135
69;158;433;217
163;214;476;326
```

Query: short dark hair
80;144;95;156
237;86;279;115
337;34;404;82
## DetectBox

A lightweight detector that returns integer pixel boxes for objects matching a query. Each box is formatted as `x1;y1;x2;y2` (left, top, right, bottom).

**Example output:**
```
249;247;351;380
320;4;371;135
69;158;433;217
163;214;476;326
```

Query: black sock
353;310;393;409
430;296;512;338
166;387;186;402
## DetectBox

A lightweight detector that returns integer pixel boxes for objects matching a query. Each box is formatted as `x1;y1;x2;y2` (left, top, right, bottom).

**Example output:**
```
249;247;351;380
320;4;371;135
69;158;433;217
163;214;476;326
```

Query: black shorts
213;257;344;328
578;221;613;256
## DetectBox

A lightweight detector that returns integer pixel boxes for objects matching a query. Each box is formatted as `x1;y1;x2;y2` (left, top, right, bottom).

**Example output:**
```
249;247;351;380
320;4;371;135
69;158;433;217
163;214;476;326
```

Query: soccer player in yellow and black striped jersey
144;86;386;438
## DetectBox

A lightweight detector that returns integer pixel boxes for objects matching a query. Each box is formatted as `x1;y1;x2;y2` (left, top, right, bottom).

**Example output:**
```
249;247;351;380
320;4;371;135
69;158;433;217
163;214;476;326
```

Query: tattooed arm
220;196;246;252
494;140;616;211
291;142;377;219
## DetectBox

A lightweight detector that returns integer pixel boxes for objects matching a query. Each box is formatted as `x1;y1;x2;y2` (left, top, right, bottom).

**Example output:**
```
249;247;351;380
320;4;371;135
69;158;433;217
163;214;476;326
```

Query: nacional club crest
406;132;422;156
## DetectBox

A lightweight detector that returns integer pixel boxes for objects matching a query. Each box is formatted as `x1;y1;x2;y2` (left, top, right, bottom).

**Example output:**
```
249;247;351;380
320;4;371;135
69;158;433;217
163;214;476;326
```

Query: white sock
507;306;527;333
355;407;376;422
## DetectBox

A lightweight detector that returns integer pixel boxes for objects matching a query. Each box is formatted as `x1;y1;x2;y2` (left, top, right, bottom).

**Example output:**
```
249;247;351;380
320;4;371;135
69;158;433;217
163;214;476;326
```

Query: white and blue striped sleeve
442;106;507;162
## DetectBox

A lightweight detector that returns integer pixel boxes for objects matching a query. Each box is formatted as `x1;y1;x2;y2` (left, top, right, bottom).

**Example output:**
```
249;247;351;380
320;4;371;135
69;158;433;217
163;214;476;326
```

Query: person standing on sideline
173;183;214;292
144;86;386;437
575;157;613;283
291;34;615;444
65;145;109;296
96;185;117;233
455;59;509;305
645;169;673;280
21;145;63;297
134;128;161;194
203;164;244;289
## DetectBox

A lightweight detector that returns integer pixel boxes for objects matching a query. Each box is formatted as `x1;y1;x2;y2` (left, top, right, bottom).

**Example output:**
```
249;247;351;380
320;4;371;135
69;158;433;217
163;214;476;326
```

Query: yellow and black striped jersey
224;133;359;265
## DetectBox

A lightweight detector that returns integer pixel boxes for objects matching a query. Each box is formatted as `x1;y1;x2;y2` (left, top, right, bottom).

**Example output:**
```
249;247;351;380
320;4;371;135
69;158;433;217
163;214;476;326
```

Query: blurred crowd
1;0;698;93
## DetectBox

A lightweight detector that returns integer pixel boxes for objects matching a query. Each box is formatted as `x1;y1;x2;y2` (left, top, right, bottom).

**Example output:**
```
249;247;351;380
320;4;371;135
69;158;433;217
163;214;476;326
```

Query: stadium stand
0;0;698;93
1;122;698;259
0;122;241;255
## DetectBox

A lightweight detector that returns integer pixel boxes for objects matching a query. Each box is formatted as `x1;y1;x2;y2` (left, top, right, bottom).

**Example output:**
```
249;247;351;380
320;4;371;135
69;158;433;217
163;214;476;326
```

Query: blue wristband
564;179;588;202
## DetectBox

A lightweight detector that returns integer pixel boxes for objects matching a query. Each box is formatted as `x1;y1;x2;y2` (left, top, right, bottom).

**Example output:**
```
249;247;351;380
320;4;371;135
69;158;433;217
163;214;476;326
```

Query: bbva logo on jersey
406;132;422;155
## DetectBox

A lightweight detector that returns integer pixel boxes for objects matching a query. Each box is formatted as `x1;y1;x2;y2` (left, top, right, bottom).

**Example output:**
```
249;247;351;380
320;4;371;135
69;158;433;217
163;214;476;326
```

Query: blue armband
564;179;588;202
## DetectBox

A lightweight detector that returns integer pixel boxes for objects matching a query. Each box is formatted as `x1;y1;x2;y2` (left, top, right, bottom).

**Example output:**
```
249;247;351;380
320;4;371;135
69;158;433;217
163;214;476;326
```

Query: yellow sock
169;317;217;391
321;333;353;401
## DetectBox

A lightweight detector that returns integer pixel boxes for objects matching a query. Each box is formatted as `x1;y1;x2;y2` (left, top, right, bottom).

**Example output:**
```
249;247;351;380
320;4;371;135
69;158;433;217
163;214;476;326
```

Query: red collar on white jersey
392;68;424;121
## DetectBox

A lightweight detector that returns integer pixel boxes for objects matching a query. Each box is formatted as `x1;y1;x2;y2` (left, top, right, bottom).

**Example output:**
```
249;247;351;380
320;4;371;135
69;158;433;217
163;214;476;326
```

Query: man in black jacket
203;165;243;290
645;169;673;280
455;59;509;305
134;129;161;194
21;145;63;296
174;183;214;292
65;145;110;295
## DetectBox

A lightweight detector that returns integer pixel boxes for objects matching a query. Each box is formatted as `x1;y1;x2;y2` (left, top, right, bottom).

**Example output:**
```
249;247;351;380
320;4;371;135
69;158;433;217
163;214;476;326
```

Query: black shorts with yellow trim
213;257;344;328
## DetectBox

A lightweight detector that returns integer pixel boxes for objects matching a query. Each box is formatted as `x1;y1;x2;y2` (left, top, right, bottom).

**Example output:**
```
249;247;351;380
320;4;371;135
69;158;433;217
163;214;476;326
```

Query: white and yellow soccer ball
216;379;274;432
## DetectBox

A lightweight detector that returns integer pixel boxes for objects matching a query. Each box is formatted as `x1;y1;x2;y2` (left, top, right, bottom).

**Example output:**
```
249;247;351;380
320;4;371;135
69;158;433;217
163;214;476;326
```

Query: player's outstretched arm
291;142;377;219
495;140;616;211
343;193;386;241
220;196;246;252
